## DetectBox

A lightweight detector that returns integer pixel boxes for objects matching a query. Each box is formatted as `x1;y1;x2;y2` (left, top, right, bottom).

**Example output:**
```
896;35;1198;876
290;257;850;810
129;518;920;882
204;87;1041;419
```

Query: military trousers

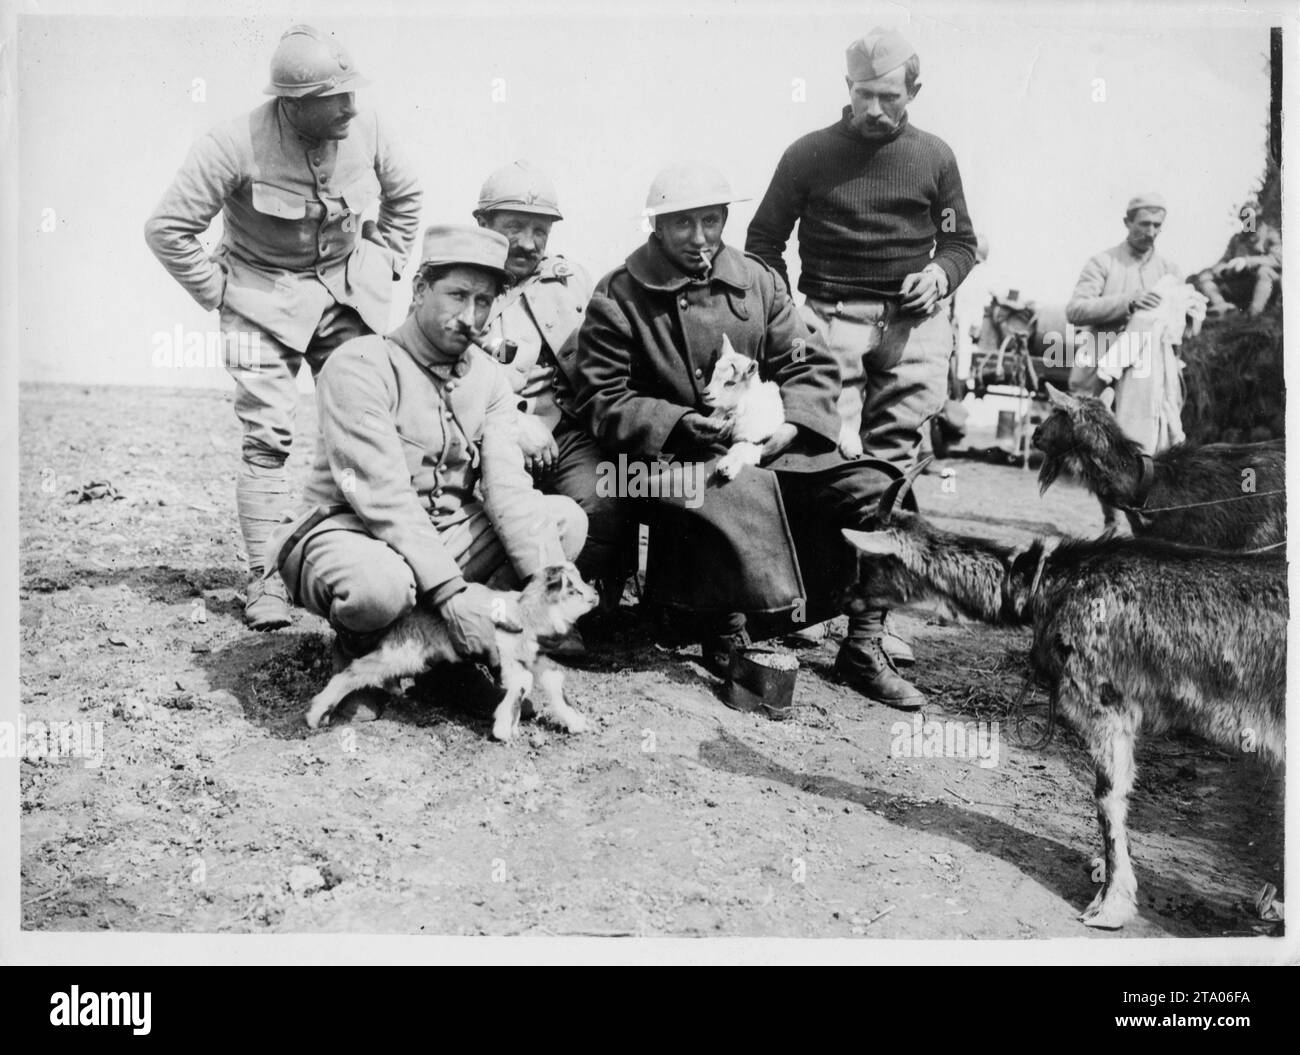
294;494;587;636
801;297;953;468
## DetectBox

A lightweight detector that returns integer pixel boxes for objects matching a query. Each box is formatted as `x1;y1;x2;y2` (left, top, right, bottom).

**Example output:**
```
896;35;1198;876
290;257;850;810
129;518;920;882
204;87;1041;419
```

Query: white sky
9;0;1281;388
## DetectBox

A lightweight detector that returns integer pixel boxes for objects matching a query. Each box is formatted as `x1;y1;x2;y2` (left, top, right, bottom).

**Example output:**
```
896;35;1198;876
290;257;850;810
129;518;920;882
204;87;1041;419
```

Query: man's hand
516;412;559;475
1129;290;1163;313
898;267;946;316
759;422;799;463
436;583;515;667
673;411;733;451
1224;256;1252;274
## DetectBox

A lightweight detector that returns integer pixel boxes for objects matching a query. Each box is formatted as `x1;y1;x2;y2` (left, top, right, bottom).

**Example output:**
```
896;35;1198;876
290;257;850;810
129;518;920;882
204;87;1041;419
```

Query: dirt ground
17;382;1285;941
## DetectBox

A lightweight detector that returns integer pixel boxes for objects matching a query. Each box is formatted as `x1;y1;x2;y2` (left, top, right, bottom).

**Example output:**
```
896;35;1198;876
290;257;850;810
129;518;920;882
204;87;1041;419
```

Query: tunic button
694;368;703;378
446;381;457;391
679;297;688;309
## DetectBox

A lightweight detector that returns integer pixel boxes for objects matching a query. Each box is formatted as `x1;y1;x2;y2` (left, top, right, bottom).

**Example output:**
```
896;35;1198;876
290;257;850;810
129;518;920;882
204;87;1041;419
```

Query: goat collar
1113;451;1157;516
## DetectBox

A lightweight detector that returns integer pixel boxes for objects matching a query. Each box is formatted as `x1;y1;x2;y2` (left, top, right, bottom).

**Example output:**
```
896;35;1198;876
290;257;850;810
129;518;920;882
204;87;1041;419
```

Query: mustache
850;111;898;133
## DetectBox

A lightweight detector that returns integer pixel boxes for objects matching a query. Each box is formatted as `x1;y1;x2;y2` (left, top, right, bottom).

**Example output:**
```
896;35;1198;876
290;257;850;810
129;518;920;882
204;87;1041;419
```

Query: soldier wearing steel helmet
564;161;929;710
471;164;623;620
144;24;423;631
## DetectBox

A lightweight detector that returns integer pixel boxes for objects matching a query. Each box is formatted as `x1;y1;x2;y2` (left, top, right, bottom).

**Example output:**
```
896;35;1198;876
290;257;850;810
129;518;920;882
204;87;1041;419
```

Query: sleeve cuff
424;576;468;610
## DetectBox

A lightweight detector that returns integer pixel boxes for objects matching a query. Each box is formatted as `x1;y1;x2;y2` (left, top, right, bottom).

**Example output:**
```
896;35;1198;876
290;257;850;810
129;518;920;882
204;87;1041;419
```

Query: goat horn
875;456;934;524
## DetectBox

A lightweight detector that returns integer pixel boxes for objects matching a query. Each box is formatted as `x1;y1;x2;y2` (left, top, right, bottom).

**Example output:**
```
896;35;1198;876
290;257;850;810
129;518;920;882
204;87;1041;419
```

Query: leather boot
853;607;914;667
834;638;925;711
245;572;292;631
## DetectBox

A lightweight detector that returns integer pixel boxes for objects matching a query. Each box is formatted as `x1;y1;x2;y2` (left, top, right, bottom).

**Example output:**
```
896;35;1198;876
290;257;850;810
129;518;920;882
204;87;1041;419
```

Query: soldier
144;24;422;630
568;162;929;710
746;27;977;679
1192;200;1282;318
265;225;588;721
1065;192;1181;398
473;162;625;614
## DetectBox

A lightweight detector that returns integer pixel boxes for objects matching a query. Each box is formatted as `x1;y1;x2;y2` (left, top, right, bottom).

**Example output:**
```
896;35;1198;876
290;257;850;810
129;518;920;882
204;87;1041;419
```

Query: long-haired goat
844;467;1286;929
1033;383;1285;549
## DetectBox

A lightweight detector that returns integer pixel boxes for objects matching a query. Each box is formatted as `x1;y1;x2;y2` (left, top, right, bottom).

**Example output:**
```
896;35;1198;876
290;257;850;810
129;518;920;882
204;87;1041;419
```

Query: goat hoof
562;712;588;734
491;719;514;742
1079;896;1137;930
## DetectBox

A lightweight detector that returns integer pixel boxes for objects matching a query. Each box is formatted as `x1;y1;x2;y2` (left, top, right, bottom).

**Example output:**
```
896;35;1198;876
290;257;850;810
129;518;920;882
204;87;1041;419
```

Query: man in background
1192;200;1281;318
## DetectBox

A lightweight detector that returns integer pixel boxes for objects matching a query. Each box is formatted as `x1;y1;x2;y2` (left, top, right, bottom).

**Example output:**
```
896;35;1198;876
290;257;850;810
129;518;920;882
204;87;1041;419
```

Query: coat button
679;297;688;309
694;368;703;378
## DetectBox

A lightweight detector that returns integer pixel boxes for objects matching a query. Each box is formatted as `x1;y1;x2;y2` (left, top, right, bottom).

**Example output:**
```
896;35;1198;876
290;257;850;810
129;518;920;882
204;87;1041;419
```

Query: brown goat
845;469;1286;929
1032;384;1285;549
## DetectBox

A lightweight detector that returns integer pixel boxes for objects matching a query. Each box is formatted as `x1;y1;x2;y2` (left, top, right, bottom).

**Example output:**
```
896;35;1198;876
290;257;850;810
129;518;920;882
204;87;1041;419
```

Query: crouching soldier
1192;200;1282;318
144;24;423;630
266;226;588;720
472;163;626;611
565;162;927;710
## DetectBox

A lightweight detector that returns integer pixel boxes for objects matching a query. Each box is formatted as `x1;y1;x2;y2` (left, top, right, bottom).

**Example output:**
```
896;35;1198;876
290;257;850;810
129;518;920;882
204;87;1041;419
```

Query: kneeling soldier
267;225;587;720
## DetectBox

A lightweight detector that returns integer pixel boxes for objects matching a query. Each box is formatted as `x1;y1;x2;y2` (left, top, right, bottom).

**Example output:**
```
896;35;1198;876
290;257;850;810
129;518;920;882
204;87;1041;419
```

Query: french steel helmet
643;162;750;218
264;25;369;98
475;161;563;220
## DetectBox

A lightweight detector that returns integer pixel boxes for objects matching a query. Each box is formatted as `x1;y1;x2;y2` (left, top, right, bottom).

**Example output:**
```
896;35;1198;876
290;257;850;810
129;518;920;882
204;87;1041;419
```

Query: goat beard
1036;450;1066;495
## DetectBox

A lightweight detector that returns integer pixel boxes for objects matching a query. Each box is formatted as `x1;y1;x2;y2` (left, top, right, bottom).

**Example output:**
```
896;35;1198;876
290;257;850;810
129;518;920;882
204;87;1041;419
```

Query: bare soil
17;383;1284;939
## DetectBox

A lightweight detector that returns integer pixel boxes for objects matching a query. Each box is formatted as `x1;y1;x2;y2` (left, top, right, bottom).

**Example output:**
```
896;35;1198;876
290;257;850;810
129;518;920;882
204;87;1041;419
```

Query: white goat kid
703;335;786;480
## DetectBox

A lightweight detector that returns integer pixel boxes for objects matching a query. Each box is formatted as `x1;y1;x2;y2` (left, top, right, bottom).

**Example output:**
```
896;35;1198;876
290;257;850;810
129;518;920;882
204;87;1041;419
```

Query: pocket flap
251;182;307;220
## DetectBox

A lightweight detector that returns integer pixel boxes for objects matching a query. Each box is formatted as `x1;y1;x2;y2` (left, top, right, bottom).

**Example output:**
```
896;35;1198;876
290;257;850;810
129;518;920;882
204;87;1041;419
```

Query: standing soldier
145;24;423;630
473;162;624;610
746;27;977;683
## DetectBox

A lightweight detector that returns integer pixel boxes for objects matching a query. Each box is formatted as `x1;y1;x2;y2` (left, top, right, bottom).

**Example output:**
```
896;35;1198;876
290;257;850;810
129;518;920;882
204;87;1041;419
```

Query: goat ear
543;565;566;596
741;358;759;380
842;528;899;557
1044;383;1074;410
1100;386;1116;411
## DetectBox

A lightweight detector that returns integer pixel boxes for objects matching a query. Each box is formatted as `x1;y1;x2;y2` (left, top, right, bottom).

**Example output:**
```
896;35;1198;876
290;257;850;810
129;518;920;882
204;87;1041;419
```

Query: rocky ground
16;382;1285;941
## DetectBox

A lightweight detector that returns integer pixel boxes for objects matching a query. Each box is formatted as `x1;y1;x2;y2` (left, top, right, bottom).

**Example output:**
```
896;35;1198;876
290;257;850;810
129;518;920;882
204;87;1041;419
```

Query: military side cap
1126;192;1168;215
846;27;916;82
418;224;510;278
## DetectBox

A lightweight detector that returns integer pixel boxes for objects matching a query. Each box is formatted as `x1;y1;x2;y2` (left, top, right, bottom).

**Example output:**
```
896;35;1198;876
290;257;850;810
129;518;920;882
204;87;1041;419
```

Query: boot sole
246;614;292;631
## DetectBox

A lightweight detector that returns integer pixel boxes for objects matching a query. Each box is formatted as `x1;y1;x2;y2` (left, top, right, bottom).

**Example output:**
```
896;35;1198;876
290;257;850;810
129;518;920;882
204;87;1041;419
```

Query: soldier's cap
1125;192;1168;215
846;27;917;83
418;224;510;280
476;161;563;220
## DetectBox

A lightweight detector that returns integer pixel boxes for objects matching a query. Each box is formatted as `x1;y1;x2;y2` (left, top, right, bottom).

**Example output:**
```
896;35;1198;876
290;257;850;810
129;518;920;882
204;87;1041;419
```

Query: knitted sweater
745;108;977;301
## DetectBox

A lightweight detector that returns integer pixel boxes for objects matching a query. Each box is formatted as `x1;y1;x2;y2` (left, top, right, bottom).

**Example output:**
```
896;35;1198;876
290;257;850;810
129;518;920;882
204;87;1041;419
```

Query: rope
1010;670;1055;750
1129;488;1285;514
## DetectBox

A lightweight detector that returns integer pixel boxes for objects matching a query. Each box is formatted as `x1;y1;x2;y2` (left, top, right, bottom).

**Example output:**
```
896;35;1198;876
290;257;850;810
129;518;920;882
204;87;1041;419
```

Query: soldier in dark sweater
746;27;977;708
